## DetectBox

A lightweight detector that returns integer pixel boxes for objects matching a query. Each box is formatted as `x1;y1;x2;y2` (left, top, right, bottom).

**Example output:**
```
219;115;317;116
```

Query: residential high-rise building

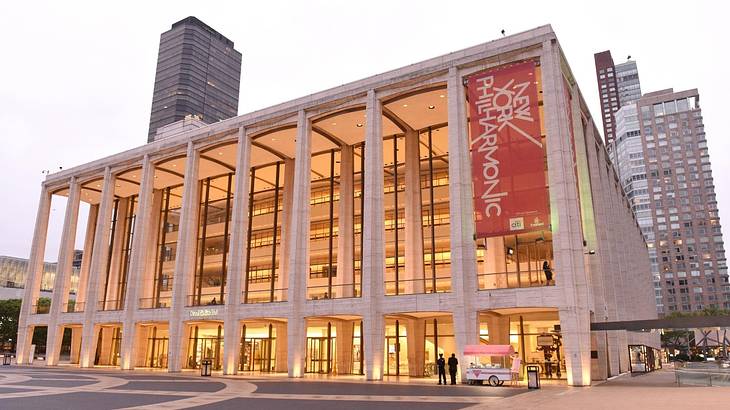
594;50;642;147
147;16;242;143
612;105;657;307
615;60;641;106
635;89;727;315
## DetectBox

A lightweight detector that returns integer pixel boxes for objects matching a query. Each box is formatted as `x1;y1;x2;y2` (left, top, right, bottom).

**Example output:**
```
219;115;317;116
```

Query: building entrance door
241;338;274;372
306;337;335;373
146;336;168;368
186;324;223;370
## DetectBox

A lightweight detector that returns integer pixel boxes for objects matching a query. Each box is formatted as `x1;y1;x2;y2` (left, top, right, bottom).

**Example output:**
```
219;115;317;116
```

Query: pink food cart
463;344;521;386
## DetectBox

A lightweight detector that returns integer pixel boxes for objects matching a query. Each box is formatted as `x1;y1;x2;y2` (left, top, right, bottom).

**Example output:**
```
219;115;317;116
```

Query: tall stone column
46;178;82;366
70;327;82;364
446;67;480;382
336;145;354;297
362;90;386;380
103;196;128;309
80;167;116;367
278;158;295;301
335;320;354;374
75;204;98;309
223;128;251;375
120;155;155;370
168;142;201;372
541;40;592;386
406;319;425;376
286;110;311;378
275;322;288;372
404;130;425;294
16;186;52;365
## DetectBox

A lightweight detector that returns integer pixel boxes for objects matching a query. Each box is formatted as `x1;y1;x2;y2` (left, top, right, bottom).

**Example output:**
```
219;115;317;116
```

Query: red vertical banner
467;61;549;238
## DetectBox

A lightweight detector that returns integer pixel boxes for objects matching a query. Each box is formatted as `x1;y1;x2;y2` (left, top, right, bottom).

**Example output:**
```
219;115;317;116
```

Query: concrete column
485;315;510;345
446;67;480;382
275;322;288;372
139;190;163;301
541;40;592;386
404;130;425;294
286;110;311;378
224;128;251;375
335;320;354;374
75;204;98;309
484;237;507;289
131;325;143;367
362;90;386;380
99;327;114;365
406;319;425;376
103;197;128;309
46;178;82;366
120;155;155;370
336;145;354;297
80;167;116;368
16;186;52;365
70;327;82;364
279;158;295;300
168;142;201;372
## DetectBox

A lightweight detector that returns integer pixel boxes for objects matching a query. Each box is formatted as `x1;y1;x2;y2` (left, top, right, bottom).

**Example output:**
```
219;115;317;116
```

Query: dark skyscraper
147;16;242;143
594;51;621;146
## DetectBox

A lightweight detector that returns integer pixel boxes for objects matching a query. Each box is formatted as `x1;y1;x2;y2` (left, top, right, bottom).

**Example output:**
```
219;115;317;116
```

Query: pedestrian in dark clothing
542;260;553;285
448;353;458;385
436;353;447;385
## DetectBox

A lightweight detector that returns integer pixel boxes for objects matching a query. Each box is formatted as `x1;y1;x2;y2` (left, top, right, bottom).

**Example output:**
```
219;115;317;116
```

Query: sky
0;0;728;261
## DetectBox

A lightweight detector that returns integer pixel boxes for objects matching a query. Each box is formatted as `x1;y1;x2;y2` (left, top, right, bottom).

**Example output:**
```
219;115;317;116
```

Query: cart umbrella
463;345;515;356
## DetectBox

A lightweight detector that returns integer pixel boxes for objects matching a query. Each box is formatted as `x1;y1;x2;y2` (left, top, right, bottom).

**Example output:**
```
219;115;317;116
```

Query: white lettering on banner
189;308;219;318
471;73;540;220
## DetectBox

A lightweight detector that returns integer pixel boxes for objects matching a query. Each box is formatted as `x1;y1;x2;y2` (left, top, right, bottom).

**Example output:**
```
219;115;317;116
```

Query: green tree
0;299;22;352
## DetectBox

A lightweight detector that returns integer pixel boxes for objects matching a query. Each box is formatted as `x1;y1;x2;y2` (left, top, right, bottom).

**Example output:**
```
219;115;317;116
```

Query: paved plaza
0;366;728;409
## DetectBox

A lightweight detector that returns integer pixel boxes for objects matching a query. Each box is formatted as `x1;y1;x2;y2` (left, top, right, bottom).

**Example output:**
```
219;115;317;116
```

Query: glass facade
245;162;286;303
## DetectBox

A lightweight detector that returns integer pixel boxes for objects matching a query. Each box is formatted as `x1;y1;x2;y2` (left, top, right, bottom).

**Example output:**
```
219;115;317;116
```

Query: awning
463;344;515;356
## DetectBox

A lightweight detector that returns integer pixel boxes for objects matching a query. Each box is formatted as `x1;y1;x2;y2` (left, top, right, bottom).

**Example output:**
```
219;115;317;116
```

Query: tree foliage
0;299;21;351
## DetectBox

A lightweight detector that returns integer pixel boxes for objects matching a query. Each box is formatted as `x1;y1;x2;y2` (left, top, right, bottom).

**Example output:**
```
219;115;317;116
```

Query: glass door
306;337;334;373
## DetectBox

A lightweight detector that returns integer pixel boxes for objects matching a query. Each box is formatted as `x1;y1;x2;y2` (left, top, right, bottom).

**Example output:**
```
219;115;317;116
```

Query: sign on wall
467;60;549;238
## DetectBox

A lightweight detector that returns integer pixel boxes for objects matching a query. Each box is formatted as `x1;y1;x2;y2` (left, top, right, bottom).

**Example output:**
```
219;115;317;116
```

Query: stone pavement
2;366;728;409
0;366;522;409
469;368;730;410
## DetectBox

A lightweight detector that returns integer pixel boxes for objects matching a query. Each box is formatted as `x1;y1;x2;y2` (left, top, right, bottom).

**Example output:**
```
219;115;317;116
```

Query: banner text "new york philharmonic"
470;75;538;218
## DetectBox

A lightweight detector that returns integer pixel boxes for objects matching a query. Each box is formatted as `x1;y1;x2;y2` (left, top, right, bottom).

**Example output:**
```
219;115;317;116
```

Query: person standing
542;260;553;285
448;353;459;385
436;353;447;385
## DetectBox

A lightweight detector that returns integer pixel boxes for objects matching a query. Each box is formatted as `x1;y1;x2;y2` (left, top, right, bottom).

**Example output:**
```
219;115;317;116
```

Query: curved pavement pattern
0;366;526;409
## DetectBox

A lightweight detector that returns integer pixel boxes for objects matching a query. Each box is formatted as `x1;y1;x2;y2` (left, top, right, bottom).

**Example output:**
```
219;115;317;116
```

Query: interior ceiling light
271;137;277;141
402;104;408;107
218;152;224;155
356;123;363;128
131;175;136;178
428;105;435;109
331;122;337;126
439;94;445;98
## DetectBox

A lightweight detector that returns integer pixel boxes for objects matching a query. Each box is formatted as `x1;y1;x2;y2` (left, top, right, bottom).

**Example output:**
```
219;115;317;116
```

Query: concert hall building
17;26;658;386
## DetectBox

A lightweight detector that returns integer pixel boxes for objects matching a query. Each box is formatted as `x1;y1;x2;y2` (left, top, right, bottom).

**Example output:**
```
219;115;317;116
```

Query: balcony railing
384;276;451;296
187;293;223;307
243;288;288;304
138;297;171;309
478;270;555;290
63;302;84;313
306;283;361;300
97;300;124;311
32;304;50;314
